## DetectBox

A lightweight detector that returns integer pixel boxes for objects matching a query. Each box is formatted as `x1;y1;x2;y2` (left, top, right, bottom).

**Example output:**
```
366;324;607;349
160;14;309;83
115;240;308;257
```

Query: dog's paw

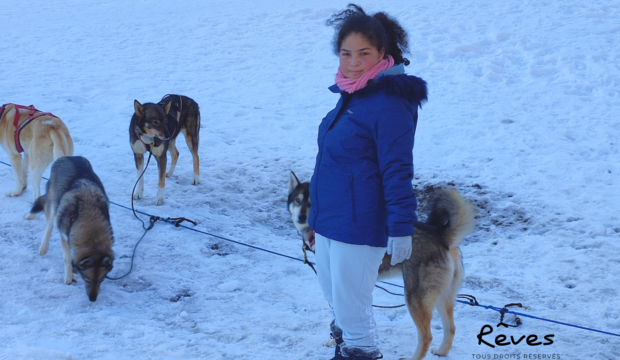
166;172;173;178
133;192;143;200
322;338;336;347
24;212;36;220
6;189;24;197
192;174;200;185
39;244;49;256
431;347;449;356
156;198;165;206
64;274;76;285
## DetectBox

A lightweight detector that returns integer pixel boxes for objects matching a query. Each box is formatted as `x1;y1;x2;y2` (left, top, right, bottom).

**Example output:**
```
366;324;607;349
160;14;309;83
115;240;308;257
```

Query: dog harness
0;103;58;153
160;94;183;139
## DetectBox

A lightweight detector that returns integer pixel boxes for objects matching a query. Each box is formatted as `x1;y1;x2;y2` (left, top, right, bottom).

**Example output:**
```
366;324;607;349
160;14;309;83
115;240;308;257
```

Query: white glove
387;236;412;265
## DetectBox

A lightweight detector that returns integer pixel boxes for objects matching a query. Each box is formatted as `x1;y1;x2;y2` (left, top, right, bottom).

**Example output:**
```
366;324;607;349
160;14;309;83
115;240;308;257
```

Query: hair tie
403;58;410;66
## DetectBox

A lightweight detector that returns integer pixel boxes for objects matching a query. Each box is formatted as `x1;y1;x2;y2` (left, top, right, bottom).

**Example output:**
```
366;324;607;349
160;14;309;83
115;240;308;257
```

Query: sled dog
26;156;114;302
129;94;201;205
287;172;476;360
0;103;73;200
287;171;314;249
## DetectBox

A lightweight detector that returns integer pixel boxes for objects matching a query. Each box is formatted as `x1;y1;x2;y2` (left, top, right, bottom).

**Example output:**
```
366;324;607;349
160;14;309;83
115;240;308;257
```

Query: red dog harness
0;103;58;153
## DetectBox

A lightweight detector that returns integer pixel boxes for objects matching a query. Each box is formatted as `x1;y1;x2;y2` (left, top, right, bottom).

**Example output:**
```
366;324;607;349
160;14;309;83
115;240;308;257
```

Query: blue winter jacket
309;64;428;247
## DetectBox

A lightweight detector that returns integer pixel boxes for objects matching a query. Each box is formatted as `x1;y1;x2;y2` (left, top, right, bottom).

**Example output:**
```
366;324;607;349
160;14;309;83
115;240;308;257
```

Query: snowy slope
1;0;619;359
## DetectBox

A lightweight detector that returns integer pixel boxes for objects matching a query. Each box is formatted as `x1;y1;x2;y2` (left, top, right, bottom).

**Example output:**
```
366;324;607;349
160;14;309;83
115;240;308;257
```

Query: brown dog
25;156;114;302
288;174;477;360
0;103;73;200
129;95;200;205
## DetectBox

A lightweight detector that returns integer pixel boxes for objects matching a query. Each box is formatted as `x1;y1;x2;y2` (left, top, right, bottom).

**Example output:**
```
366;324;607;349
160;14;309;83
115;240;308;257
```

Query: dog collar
135;129;154;148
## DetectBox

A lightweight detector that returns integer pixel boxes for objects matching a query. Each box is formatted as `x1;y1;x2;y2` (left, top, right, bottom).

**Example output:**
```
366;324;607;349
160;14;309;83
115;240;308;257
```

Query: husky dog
287;173;476;360
288;171;314;249
25;156;114;302
0;103;73;200
129;94;200;205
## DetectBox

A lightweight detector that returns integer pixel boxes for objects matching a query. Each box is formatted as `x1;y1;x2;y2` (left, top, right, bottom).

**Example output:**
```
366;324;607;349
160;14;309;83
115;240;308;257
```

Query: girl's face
339;32;385;79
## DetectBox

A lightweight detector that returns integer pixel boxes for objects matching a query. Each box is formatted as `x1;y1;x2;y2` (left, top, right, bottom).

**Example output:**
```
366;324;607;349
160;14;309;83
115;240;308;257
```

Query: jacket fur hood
375;73;428;107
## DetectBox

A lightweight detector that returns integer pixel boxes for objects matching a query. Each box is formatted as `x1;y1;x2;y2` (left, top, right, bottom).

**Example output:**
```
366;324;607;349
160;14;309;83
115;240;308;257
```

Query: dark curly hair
326;4;410;66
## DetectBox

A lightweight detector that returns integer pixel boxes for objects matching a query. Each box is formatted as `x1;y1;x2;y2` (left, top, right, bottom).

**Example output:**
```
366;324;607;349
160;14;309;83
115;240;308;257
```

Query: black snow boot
327;321;383;360
338;346;383;360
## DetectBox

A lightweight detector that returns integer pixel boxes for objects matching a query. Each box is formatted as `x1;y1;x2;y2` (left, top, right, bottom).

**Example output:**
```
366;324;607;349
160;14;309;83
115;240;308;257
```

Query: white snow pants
315;233;386;351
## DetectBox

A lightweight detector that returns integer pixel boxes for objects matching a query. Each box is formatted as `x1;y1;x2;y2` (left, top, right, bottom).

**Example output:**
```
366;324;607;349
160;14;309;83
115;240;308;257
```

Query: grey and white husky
26;156;115;302
287;171;314;250
287;171;476;360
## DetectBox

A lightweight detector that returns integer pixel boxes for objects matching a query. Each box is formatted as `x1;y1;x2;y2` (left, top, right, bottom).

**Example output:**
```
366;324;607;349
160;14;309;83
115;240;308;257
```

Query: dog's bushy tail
29;194;47;215
25;194;46;220
426;188;477;248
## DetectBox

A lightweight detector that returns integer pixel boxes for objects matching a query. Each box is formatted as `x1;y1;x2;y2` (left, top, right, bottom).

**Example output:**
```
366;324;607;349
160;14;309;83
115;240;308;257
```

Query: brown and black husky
288;172;476;360
25;156;114;302
129;94;200;205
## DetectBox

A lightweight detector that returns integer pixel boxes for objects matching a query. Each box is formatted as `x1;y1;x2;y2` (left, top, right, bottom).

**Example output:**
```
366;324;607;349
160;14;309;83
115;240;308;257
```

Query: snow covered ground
1;0;619;359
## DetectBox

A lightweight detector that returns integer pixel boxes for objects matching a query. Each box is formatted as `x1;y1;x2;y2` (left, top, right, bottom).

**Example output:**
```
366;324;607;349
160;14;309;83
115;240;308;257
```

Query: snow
1;0;619;359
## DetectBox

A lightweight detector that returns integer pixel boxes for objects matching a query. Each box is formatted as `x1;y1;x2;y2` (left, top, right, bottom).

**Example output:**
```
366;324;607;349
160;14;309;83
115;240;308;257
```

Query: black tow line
372;284;407;309
106;152;196;280
459;294;530;328
498;302;529;328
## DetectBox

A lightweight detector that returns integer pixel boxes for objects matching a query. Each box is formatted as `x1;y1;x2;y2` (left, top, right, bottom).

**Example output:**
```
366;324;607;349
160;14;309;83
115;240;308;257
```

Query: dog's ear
78;257;95;270
289;171;300;195
163;100;172;115
134;100;144;117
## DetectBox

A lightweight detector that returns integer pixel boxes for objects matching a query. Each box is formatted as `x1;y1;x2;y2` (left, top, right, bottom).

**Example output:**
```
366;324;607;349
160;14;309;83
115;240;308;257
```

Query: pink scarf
335;55;395;93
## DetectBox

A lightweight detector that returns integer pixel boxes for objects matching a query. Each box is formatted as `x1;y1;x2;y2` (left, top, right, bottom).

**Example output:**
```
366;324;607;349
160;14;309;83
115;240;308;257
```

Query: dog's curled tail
25;194;47;220
426;188;477;248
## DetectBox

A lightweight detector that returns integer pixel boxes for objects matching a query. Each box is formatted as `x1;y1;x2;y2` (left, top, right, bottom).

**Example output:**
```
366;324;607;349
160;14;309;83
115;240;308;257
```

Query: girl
309;5;428;360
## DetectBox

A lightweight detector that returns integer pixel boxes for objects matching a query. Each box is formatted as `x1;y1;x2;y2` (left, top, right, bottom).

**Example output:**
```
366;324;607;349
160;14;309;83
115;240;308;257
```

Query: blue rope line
2;158;620;338
109;199;305;263
458;301;620;338
0;159;307;264
372;280;620;338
